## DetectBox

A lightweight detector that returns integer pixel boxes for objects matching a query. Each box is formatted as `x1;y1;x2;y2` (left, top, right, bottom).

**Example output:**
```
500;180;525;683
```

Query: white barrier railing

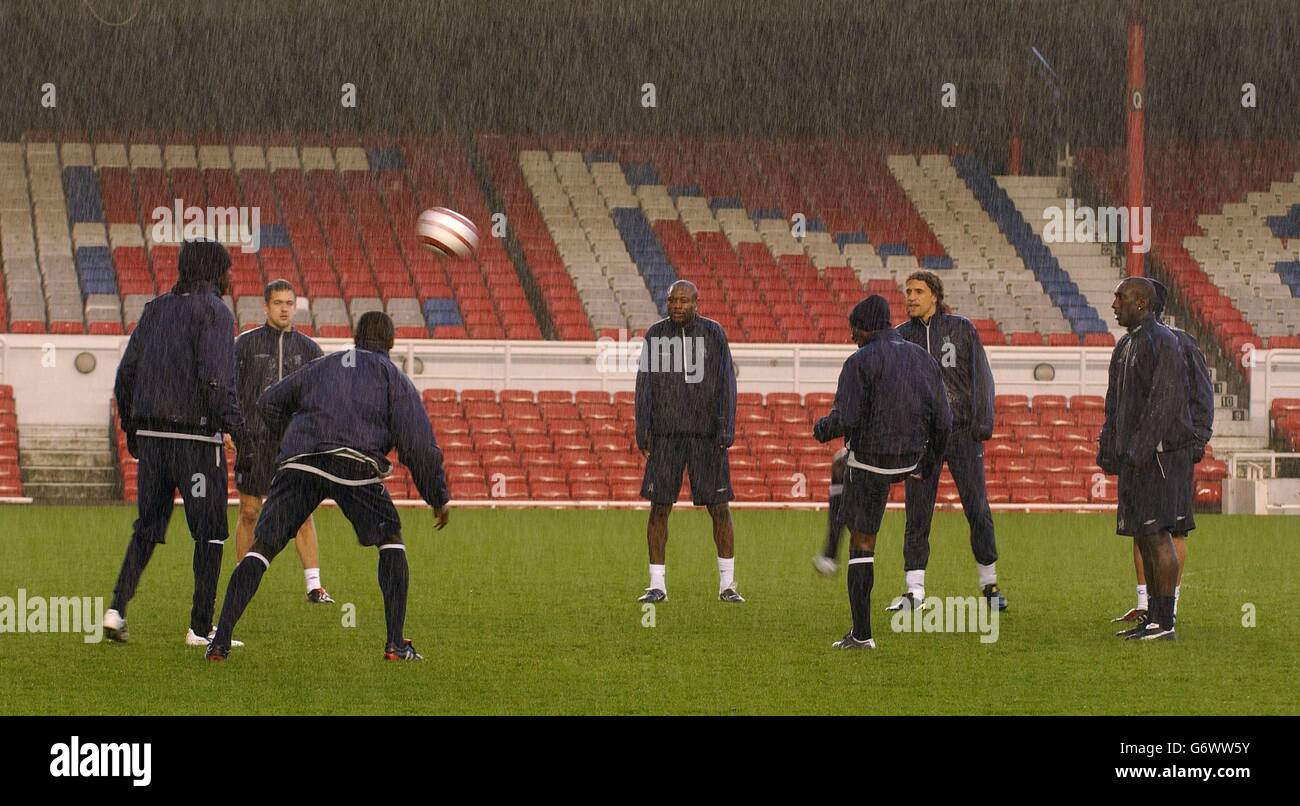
1226;452;1300;480
0;334;1295;437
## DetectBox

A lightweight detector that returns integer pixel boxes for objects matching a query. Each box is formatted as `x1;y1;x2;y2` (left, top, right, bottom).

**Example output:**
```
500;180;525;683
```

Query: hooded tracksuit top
895;311;995;440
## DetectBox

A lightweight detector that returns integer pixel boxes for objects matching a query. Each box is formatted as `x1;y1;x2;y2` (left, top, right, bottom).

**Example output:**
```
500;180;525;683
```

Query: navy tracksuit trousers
902;428;997;570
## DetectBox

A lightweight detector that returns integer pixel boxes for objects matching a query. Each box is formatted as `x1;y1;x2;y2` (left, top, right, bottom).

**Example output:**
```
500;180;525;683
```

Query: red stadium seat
995;395;1031;411
1011;487;1051;503
470;420;508;436
515;435;552;453
1049;488;1089;504
984;440;1019;457
546;420;586;437
733;485;768;502
1068;395;1105;411
1021;441;1061;457
1034;457;1072;474
994;456;1032;473
1037;410;1075;427
1032;395;1068;411
571;482;611;500
542;403;579;420
568;467;606;484
527;467;567;485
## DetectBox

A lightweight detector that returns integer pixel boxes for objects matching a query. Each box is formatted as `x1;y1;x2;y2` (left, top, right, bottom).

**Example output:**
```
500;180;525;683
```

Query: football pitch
0;506;1294;716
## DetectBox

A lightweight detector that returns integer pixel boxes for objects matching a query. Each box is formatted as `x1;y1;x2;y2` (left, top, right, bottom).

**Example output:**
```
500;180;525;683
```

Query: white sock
1174;585;1180;614
649;564;666;593
977;562;997;589
1137;584;1148;611
718;557;735;594
905;569;926;599
305;567;321;593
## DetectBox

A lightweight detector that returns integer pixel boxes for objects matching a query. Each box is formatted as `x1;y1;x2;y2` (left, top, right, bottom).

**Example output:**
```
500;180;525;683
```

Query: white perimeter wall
1;334;1296;435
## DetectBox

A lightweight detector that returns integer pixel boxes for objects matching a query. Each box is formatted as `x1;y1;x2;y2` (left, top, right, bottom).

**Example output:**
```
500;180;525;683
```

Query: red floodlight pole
1126;0;1146;276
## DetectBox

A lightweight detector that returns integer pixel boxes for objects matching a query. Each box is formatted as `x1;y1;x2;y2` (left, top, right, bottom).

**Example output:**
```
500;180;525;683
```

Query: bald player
1098;277;1197;641
634;280;742;603
1112;279;1213;624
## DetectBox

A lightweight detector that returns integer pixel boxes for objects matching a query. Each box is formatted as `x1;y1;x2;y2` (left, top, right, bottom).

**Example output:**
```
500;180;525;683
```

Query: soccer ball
417;207;479;259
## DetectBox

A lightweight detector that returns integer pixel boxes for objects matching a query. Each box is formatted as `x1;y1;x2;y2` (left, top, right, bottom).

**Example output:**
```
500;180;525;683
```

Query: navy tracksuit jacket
1098;314;1198;473
813;329;952;475
895;312;998;570
634;316;737;450
258;345;450;510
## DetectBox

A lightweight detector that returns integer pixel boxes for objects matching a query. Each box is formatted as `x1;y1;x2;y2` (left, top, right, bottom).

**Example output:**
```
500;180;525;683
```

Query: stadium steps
955;155;1109;339
995;175;1128;343
17;424;117;502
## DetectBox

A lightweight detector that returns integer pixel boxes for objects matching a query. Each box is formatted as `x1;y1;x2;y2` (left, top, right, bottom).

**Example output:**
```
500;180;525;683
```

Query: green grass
0;505;1295;715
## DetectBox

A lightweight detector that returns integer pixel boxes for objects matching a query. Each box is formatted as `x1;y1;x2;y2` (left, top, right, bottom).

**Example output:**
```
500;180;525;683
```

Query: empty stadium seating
11;132;1279;351
1080;141;1300;368
1;133;540;340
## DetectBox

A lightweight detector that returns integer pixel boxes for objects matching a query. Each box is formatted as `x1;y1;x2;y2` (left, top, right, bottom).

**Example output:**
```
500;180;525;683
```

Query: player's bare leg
708;503;742;601
639;503;673;602
1126;535;1186;622
1132;530;1178;638
1172;534;1186;617
235;493;262;562
1116;540;1149;622
834;529;877;648
295;515;332;602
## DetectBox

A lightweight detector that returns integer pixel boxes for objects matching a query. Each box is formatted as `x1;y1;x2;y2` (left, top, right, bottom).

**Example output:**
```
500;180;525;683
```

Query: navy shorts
132;435;229;545
841;465;909;535
640;435;733;506
254;455;402;552
234;443;278;497
1117;446;1197;538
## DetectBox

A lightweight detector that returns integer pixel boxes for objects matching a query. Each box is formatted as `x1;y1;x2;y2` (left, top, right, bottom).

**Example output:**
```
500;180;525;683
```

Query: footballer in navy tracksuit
104;240;244;647
814;295;952;649
209;312;450;661
1099;278;1197;641
233;282;331;603
895;271;1003;611
634;280;741;604
1108;279;1212;631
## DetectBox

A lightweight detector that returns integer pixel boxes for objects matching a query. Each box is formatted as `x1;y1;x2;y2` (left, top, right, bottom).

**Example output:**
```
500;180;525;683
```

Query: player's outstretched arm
390;376;450;514
256;364;305;443
814;358;863;443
